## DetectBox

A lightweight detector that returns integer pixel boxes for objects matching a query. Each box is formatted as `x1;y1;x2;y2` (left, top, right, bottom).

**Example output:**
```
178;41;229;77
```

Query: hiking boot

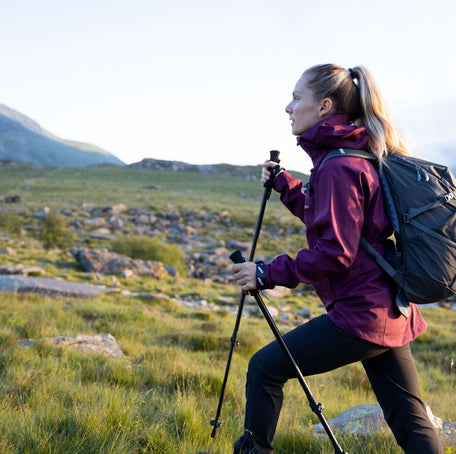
233;431;257;454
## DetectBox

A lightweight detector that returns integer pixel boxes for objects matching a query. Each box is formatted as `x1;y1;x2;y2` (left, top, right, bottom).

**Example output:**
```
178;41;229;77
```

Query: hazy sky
1;0;455;172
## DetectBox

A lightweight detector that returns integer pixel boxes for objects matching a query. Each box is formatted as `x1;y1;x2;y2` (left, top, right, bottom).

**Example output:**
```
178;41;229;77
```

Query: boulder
312;403;455;444
70;247;166;278
0;247;16;256
0;275;114;297
100;204;127;216
22;333;124;358
1;194;21;203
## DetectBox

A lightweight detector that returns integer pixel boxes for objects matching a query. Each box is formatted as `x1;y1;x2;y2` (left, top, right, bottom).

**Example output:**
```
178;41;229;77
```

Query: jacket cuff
263;263;276;289
273;170;294;192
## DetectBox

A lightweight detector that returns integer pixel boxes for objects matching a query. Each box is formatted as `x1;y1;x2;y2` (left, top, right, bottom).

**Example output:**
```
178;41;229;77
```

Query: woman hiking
231;64;444;454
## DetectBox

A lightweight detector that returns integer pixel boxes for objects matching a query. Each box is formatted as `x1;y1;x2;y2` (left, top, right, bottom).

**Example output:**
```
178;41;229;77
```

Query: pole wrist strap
256;261;266;290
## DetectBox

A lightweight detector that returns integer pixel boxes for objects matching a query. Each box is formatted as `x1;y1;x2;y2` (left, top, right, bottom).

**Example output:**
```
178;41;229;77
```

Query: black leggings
244;314;443;454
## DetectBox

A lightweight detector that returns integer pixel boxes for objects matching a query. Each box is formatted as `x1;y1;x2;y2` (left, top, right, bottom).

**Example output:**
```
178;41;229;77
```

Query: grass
0;162;454;453
0;291;453;453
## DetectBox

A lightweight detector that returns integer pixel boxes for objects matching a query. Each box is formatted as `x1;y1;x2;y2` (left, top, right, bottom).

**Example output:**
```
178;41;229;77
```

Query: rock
108;216;124;229
0;264;24;274
0;194;21;204
86;228;115;240
312;403;455;444
0;247;16;256
101;204;127;216
165;265;179;277
121;269;134;278
279;312;295;321
70;247;166;278
21;266;46;277
262;287;291;299
22;333;124;358
313;404;387;436
0;275;115;297
298;308;313;319
35;206;50;218
84;217;107;227
166;212;181;222
143;185;161;190
214;296;235;305
134;214;152;224
60;209;74;217
243;304;279;318
142;292;171;302
227;239;251;252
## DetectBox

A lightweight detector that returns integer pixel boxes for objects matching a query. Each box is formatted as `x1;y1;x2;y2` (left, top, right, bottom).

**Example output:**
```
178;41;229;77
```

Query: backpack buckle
442;192;454;204
403;213;410;223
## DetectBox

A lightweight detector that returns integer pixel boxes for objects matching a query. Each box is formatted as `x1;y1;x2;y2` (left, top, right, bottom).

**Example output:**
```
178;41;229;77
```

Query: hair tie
348;68;359;86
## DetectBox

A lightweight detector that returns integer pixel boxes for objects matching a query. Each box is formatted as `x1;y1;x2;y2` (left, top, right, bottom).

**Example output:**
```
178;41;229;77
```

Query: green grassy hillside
0;163;454;454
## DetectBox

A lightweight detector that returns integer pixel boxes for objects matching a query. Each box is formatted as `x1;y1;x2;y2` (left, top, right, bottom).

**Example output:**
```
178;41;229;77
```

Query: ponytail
303;64;410;161
350;66;409;159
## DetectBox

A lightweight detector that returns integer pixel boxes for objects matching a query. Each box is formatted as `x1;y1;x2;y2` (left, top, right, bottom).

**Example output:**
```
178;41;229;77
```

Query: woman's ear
319;98;333;118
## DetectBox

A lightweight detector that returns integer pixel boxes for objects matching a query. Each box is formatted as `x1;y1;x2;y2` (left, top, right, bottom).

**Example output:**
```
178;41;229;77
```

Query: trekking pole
230;250;348;454
210;150;281;438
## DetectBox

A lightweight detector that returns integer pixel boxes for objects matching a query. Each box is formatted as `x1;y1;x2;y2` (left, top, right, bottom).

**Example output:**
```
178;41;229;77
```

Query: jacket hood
297;115;369;167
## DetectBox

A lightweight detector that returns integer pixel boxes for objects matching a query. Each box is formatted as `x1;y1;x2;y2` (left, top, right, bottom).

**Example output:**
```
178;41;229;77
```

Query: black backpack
322;148;456;309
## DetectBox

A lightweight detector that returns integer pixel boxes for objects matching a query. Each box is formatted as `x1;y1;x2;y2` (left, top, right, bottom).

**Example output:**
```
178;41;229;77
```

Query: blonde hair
303;64;410;160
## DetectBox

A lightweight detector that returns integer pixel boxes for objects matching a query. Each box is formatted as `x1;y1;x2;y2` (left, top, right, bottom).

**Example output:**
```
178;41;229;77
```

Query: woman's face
285;75;327;136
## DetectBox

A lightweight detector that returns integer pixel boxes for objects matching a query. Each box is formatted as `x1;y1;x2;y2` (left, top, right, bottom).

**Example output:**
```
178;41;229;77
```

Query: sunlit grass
0;289;452;453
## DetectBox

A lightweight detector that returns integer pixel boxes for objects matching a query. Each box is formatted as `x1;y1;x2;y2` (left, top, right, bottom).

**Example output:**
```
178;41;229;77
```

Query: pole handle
264;150;282;191
229;250;245;264
270;149;280;164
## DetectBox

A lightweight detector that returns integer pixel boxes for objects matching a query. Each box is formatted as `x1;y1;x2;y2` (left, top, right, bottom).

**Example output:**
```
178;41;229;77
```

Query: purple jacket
264;115;427;347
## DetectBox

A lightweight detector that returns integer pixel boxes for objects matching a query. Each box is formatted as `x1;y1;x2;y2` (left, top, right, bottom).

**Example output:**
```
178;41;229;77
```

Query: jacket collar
297;115;369;170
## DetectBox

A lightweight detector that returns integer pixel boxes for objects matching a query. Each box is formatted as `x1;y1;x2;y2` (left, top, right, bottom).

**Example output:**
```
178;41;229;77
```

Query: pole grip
264;149;282;190
229;250;245;264
270;149;280;164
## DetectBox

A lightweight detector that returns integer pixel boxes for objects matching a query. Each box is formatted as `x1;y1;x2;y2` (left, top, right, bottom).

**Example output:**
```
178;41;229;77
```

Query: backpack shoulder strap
322;148;376;165
359;237;397;280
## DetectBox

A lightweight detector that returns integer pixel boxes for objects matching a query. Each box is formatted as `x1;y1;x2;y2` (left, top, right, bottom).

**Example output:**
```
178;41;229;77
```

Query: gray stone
227;239;251;252
312;403;454;444
84;217;107;227
0;275;115;297
121;269;134;278
165;265;179;277
0;247;16;256
86;228;115;240
22;333;124;358
70;247;166;278
101;204;127;216
21;266;46;277
108;216;124;228
0;264;27;274
35;206;50;218
313;404;387;436
298;308;313;319
1;194;21;204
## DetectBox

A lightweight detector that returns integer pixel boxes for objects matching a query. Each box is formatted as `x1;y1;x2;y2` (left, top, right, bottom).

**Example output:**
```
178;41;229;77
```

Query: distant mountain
0;104;125;167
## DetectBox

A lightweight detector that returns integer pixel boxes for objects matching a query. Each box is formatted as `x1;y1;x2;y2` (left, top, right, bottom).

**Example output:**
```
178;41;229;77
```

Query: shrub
0;210;23;234
39;209;75;249
110;235;187;275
